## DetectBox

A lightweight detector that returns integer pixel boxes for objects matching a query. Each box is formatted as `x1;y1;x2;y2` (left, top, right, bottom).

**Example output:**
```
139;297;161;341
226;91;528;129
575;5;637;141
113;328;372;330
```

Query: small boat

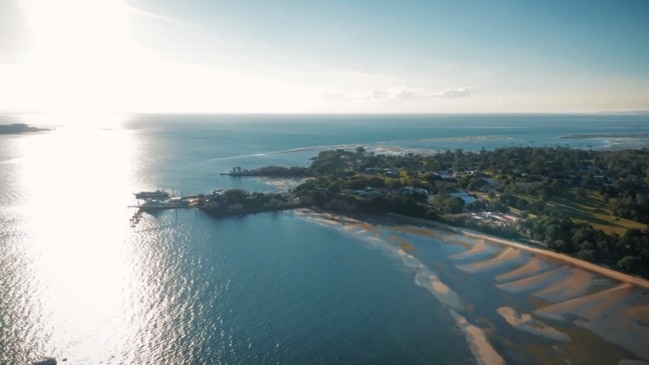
134;190;170;200
33;358;57;365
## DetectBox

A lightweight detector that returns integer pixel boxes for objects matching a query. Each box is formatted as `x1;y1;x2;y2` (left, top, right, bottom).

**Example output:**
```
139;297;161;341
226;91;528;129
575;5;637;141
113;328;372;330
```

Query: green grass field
546;190;647;236
473;189;647;236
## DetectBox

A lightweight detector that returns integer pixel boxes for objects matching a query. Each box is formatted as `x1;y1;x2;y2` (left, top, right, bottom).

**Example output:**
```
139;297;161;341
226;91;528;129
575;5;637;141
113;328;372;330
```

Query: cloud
321;91;347;101
395;88;419;100
322;86;477;102
433;87;476;98
365;89;390;100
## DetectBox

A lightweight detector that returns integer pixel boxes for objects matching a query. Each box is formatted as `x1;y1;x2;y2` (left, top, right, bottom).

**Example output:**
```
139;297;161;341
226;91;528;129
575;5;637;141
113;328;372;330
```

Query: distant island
218;146;649;279
0;123;51;134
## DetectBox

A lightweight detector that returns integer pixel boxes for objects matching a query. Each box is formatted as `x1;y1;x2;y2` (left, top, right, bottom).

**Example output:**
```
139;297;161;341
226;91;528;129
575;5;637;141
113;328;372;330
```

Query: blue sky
1;0;648;113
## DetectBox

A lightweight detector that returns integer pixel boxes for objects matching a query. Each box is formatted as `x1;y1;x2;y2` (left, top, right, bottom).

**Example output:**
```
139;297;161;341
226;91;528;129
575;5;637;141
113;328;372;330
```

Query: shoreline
299;209;649;363
387;213;649;291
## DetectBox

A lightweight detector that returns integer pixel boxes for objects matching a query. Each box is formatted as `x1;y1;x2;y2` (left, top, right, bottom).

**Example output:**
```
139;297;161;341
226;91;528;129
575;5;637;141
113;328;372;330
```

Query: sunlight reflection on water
4;117;165;362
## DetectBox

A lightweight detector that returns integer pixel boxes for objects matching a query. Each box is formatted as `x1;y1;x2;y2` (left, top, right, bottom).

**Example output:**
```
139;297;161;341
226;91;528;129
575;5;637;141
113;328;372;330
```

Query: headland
0;123;51;134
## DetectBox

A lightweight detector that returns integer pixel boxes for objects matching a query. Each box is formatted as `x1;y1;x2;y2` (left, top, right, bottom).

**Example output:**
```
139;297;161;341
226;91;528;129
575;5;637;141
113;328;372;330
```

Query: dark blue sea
1;114;648;364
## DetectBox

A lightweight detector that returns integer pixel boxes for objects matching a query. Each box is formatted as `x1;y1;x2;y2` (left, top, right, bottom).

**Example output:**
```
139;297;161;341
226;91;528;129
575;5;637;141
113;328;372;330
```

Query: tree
618;256;642;273
223;189;249;202
444;197;466;214
550;179;564;193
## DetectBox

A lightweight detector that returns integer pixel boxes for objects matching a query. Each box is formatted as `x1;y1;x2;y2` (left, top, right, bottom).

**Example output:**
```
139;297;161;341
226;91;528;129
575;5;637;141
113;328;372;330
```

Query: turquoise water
1;114;648;364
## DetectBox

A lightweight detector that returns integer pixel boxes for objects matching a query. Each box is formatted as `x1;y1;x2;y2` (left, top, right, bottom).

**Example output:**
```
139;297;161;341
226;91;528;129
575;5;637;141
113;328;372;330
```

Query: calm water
1;114;648;364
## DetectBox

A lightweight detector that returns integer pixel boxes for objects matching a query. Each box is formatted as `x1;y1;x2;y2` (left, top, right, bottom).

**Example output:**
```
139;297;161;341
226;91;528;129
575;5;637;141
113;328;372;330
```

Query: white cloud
395;88;419;100
365;89;390;100
433;86;476;98
321;91;347;101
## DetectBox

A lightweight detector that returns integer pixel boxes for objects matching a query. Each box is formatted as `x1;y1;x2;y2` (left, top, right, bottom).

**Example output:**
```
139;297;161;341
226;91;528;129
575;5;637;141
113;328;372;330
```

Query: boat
33;358;57;365
134;190;170;200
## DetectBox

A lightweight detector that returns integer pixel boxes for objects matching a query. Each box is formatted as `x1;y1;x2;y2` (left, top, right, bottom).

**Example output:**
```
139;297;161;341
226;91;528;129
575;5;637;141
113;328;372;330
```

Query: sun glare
21;0;135;116
14;121;144;359
13;0;312;116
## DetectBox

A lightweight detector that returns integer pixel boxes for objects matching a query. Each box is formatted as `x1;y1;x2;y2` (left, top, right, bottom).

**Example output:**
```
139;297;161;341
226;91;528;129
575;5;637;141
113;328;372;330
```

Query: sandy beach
396;215;649;362
298;210;649;364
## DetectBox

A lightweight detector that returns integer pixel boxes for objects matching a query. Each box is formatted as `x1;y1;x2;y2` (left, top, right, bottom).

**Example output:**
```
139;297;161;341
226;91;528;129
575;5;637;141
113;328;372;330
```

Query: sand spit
458;230;649;291
456;247;528;273
450;310;505;365
495;257;550;283
414;270;464;311
301;212;649;363
450;240;498;261
535;284;634;322
296;210;381;236
536;284;649;360
389;214;649;291
393;248;466;311
497;266;570;293
496;307;570;342
532;268;596;303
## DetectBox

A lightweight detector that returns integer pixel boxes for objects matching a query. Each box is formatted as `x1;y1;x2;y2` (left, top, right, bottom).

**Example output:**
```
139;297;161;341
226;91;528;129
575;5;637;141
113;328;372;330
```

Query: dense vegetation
201;189;302;217
286;146;649;277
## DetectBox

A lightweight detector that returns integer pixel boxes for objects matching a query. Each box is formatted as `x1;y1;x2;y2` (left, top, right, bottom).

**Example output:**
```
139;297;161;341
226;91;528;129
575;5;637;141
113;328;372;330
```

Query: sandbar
496;266;570;293
456;247;527;273
495;257;550;283
532;267;597;303
497;307;570;342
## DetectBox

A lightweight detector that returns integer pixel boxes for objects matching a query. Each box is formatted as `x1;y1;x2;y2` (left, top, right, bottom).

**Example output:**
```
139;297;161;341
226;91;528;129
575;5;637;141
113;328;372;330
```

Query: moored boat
134;190;170;200
138;197;190;211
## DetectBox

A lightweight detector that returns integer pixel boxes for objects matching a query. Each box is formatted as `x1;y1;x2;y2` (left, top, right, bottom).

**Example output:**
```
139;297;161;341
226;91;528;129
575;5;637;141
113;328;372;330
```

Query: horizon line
2;110;649;116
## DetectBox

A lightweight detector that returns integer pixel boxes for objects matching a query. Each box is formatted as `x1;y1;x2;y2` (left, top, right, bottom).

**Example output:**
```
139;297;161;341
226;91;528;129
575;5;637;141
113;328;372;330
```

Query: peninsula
0;123;51;135
200;189;303;217
220;146;649;278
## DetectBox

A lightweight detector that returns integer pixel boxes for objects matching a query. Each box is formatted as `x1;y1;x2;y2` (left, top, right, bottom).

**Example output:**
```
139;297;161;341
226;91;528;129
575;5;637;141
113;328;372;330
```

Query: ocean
1;114;648;364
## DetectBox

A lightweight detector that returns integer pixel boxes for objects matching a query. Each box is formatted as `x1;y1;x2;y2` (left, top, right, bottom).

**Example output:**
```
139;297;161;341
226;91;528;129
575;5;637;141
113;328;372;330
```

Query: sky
0;0;648;114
